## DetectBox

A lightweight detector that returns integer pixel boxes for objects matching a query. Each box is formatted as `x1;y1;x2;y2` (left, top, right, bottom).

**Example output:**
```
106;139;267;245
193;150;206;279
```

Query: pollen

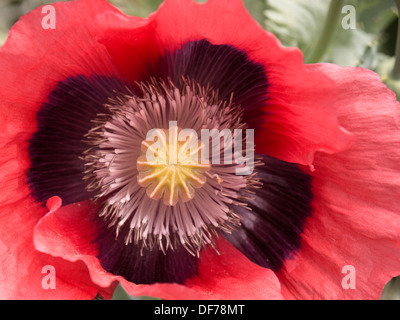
137;125;211;206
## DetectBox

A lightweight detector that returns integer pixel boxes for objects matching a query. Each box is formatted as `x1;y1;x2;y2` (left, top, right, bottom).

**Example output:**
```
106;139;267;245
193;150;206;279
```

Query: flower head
0;0;400;300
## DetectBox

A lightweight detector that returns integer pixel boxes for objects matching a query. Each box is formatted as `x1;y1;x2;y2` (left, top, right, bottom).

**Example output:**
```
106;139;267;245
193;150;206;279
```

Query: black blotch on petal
27;75;131;206
222;153;313;272
160;39;269;125
95;221;199;285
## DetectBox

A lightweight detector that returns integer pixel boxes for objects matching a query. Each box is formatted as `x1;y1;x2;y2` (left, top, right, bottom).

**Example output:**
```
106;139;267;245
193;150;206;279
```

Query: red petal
0;0;145;146
185;238;283;300
0;0;147;299
33;199;200;299
278;64;400;299
34;199;283;299
0;141;109;299
96;21;160;85
151;0;353;166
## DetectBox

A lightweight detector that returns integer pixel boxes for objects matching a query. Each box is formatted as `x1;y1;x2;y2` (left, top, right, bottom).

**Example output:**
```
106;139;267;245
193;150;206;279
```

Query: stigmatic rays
137;124;211;206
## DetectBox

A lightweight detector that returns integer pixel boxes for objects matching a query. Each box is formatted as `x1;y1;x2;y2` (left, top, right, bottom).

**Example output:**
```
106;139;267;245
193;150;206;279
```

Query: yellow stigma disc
137;126;211;206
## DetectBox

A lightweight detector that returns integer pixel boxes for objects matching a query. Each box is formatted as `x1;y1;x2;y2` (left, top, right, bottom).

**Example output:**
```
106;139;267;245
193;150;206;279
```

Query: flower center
137;125;211;206
82;79;251;255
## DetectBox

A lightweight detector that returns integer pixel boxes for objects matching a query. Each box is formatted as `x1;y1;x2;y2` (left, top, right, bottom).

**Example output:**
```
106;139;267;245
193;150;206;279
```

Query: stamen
82;78;261;256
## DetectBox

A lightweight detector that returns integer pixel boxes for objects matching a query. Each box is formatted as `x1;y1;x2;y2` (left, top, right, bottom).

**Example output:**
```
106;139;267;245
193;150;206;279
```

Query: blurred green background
0;0;399;300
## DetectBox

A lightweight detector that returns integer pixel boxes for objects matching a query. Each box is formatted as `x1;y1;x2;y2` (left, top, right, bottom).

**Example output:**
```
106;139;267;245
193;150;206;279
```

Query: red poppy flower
0;0;399;300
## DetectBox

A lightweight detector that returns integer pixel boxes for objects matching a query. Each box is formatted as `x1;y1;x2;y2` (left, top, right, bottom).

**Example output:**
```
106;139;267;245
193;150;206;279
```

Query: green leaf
322;22;374;67
111;284;161;300
264;0;397;66
323;0;397;67
264;0;330;52
355;0;397;34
